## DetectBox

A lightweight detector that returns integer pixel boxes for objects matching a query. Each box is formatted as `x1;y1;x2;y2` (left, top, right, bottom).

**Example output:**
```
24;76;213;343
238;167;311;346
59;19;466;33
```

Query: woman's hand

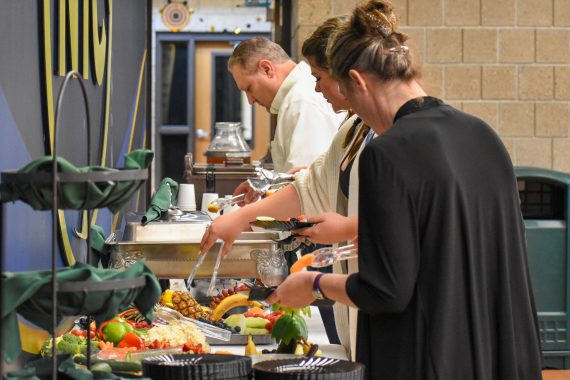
287;166;306;175
292;213;358;245
232;181;261;207
199;212;250;256
266;271;319;308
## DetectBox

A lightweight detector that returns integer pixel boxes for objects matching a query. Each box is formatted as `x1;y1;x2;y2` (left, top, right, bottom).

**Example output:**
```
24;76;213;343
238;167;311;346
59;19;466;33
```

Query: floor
543;370;570;379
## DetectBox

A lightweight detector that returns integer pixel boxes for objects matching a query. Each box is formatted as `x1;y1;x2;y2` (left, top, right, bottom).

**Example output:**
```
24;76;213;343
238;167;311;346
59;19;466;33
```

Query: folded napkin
141;177;179;225
0;149;153;213
90;225;111;267
2;261;161;363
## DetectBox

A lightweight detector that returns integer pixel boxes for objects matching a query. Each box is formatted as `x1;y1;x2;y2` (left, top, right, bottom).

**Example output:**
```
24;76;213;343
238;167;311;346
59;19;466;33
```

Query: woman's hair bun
352;0;398;38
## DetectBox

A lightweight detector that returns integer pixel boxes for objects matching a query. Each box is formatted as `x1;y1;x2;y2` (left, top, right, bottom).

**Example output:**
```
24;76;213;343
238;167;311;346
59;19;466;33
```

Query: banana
211;294;263;321
302;341;311;355
244;335;258;356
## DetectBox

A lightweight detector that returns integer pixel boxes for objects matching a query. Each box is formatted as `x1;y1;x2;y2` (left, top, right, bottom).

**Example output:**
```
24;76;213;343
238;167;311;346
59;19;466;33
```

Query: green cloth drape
0;149;153;213
2;261;160;363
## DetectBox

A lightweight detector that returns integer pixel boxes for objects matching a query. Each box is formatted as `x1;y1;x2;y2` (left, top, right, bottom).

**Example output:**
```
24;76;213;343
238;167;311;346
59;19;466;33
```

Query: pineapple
171;290;210;320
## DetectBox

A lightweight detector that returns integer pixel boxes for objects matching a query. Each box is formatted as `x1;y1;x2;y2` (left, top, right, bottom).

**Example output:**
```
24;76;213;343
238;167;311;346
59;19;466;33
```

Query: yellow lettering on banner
57;0;107;84
83;0;89;79
68;0;79;72
58;0;66;76
92;0;107;86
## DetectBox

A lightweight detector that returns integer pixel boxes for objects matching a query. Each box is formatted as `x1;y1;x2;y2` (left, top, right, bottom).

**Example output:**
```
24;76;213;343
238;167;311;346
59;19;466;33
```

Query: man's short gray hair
228;37;291;74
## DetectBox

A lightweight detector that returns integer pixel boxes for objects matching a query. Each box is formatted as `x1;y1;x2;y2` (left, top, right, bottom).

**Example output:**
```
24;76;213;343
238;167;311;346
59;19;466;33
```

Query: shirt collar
270;61;311;115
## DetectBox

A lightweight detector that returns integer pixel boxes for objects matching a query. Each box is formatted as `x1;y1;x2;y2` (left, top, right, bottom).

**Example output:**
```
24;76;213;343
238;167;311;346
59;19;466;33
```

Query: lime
102;321;127;344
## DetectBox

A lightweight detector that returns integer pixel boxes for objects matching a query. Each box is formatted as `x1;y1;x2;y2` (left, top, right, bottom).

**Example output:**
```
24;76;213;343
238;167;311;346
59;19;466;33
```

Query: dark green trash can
515;167;570;369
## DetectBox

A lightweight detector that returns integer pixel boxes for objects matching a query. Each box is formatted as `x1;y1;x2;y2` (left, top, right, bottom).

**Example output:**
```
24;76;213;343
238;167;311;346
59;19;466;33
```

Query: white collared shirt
269;61;344;172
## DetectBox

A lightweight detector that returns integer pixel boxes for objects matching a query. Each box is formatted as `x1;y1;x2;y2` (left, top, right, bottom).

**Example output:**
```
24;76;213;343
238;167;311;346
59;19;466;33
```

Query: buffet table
209;306;349;360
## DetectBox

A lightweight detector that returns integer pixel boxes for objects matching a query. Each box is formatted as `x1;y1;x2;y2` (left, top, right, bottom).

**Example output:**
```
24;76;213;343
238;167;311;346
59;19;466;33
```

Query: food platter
207;333;275;345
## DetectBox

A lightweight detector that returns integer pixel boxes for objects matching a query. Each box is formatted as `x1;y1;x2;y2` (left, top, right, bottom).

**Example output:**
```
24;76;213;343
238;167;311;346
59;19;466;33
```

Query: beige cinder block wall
290;0;570;172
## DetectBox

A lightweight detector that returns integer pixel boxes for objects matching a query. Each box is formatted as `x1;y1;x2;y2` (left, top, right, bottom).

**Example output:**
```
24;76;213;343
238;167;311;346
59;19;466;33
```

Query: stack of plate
253;357;365;380
141;354;251;380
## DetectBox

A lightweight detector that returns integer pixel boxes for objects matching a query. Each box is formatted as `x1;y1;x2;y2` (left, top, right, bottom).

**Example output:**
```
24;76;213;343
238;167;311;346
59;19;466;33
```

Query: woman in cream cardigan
200;17;372;359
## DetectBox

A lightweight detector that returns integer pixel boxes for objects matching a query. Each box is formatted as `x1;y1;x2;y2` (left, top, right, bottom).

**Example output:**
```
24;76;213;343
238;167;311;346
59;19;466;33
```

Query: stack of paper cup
177;184;196;211
201;192;219;219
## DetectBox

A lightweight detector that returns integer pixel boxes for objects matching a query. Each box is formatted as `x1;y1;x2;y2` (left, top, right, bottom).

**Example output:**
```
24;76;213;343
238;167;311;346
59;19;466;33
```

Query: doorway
155;33;270;184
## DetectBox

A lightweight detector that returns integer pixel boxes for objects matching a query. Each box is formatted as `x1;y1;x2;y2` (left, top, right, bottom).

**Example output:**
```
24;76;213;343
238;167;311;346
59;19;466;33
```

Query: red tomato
117;332;145;350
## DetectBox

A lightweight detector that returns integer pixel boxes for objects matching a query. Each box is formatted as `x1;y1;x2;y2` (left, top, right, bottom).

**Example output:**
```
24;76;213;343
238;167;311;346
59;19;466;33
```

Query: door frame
154;32;269;182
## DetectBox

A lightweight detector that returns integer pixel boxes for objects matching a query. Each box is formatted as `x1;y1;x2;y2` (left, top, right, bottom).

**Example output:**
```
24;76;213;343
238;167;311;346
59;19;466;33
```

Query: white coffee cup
201;192;220;219
177;184;197;211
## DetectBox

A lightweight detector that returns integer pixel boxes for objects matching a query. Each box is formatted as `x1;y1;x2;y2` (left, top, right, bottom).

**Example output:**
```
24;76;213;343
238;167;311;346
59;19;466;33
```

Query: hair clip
388;45;409;55
365;10;393;38
378;23;393;38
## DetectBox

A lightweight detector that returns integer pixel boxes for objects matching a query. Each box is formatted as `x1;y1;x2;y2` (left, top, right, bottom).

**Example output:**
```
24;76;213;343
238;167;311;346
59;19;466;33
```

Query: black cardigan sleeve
346;141;421;315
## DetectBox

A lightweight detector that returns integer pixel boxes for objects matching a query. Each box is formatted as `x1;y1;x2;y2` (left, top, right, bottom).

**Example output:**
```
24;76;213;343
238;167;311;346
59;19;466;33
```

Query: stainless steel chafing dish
110;212;282;279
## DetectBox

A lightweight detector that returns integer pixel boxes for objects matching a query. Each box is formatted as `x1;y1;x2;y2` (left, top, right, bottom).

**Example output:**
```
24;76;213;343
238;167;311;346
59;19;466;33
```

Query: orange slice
290;254;315;273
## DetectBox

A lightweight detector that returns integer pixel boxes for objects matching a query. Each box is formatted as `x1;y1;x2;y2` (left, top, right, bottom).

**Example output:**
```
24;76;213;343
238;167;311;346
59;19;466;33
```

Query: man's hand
266;271;319;309
292;213;358;245
233;181;260;207
199;212;250;256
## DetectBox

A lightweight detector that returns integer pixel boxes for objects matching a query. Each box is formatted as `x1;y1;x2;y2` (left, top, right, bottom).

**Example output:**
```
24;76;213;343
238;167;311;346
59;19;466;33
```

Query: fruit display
208;284;250;310
245;335;260;356
290;253;315;273
210;294;263;321
161;289;210;320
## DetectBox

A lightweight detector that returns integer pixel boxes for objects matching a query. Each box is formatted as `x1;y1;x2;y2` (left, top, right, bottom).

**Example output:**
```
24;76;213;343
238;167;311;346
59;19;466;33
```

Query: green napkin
2;261;161;363
141;177;178;225
90;225;111;268
0;149;153;213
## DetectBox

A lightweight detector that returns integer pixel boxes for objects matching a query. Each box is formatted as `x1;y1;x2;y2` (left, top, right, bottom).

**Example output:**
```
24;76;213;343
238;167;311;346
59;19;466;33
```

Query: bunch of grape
197;317;241;334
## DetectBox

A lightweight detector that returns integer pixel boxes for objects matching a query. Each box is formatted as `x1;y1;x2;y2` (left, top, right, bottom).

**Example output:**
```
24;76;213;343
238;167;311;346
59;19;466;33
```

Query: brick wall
291;0;570;172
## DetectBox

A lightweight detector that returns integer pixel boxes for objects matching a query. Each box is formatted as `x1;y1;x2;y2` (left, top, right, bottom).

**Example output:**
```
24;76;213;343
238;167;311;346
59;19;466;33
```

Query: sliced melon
245;317;269;328
223;314;246;331
244;327;269;335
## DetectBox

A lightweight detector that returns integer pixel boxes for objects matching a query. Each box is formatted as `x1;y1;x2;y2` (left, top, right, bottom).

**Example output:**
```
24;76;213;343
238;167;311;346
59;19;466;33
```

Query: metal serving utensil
207;242;225;296
185;243;224;296
257;168;295;183
154;306;231;341
186;250;207;288
309;244;358;268
206;177;271;212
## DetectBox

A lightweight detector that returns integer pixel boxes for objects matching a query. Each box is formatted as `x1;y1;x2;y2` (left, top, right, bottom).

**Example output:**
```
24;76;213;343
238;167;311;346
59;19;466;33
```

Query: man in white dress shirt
228;37;342;174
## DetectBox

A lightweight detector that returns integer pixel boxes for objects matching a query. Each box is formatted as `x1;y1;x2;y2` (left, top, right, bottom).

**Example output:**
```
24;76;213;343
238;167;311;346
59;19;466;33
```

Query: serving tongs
154;305;231;341
207;178;290;212
257;168;296;184
186;241;224;297
309;244;358;268
243;280;276;301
